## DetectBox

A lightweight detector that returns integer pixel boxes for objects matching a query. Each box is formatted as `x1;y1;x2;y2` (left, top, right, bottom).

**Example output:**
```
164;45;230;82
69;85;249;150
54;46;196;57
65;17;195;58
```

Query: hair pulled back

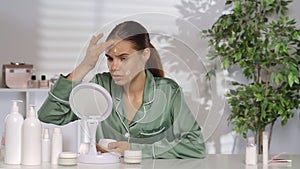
106;21;164;77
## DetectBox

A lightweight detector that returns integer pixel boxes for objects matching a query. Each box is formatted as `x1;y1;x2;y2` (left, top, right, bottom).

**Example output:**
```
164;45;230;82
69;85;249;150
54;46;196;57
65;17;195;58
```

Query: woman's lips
112;75;123;81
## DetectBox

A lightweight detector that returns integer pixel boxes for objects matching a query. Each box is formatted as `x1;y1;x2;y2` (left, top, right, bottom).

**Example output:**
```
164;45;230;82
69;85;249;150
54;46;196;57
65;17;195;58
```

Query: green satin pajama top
38;70;206;159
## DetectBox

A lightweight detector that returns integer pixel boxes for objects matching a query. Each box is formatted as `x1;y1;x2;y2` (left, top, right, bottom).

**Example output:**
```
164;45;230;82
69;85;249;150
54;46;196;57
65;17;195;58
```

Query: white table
0;154;298;169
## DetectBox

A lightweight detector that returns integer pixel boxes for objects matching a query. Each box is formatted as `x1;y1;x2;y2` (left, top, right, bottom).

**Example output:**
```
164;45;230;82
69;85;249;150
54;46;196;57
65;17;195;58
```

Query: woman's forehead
106;40;136;55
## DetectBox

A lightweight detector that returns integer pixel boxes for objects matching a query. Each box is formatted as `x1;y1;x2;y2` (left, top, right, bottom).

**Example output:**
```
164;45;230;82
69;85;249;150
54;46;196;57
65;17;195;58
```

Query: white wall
1;0;300;154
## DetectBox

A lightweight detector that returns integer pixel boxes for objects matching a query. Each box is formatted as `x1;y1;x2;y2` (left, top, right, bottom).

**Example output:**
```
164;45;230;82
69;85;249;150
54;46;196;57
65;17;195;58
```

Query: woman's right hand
82;33;115;70
67;33;114;81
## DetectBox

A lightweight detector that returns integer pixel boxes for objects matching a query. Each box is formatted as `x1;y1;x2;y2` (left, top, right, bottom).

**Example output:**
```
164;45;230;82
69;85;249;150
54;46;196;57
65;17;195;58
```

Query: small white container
42;128;51;162
58;152;77;166
263;132;269;165
245;137;257;165
124;150;142;164
51;127;63;165
99;139;117;149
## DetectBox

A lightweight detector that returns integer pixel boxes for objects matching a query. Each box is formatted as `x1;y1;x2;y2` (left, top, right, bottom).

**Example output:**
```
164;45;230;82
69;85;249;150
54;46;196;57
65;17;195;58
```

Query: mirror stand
77;119;120;164
69;83;120;164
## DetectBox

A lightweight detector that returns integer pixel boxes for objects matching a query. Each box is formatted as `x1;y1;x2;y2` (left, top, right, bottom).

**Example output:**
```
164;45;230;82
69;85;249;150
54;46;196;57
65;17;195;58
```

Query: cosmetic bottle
39;75;49;88
263;132;269;165
0;132;5;162
51;127;63;165
4;100;23;165
28;75;38;88
21;105;42;165
42;128;51;162
245;137;257;165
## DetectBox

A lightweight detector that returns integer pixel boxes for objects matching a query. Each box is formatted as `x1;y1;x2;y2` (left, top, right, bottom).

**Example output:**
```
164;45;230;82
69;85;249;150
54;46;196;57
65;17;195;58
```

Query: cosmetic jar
28;75;38;88
58;152;77;166
38;75;49;88
124;150;142;164
99;138;117;149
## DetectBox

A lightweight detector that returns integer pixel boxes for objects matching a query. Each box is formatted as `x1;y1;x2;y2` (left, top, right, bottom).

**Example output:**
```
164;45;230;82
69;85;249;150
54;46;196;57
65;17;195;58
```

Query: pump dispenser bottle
21;105;42;165
4;100;24;165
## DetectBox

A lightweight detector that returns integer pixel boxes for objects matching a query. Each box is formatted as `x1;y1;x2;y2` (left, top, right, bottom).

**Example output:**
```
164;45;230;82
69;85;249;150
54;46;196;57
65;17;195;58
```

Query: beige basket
2;62;33;88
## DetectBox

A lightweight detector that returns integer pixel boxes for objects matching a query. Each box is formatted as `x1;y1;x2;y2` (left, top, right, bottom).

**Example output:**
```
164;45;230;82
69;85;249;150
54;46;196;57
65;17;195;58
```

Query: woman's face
105;40;148;86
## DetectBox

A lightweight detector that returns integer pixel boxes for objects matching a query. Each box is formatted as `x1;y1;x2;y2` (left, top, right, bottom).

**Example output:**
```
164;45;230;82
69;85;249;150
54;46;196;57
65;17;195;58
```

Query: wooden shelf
0;88;49;92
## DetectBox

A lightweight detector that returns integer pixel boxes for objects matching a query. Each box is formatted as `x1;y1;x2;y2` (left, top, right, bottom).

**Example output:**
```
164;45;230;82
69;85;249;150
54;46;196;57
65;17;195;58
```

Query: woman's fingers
98;40;115;51
107;141;130;156
88;33;104;47
108;142;118;149
96;144;110;153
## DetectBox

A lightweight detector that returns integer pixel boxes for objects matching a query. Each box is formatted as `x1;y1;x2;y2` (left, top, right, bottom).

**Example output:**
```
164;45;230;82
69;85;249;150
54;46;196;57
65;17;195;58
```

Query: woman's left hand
108;141;131;156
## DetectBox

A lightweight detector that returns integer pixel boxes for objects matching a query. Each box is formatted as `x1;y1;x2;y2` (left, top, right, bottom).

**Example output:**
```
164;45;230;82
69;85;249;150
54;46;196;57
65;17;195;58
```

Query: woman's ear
142;48;150;62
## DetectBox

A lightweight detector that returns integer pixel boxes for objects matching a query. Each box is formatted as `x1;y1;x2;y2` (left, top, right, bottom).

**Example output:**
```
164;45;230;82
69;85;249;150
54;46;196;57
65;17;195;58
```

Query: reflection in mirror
70;84;111;120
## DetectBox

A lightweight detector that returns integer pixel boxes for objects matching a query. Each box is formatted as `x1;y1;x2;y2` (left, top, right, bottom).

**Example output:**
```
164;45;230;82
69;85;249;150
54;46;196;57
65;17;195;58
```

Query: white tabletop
0;154;298;169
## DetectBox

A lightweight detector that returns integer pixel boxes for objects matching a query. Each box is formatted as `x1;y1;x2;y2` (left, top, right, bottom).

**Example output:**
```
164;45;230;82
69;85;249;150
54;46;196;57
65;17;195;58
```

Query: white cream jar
58;152;78;166
124;150;142;164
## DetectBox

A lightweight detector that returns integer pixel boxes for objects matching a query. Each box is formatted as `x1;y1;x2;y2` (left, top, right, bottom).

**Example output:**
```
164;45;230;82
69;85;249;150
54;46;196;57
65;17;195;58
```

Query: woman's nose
111;60;120;71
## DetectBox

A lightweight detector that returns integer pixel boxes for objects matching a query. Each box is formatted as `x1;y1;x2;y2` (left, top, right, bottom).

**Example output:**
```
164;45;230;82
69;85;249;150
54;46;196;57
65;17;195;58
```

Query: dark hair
106;21;164;77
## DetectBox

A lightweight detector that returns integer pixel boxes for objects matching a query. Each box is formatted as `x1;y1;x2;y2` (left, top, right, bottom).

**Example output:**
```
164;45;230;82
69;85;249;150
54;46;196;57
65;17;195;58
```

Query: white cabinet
0;88;79;152
0;88;49;134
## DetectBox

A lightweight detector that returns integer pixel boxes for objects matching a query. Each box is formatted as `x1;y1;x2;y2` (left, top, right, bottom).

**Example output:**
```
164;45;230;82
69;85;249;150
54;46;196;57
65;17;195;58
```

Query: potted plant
202;0;300;153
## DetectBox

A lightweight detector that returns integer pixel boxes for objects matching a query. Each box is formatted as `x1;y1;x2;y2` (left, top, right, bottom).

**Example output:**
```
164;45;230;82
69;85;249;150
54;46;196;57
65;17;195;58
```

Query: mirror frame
69;83;113;121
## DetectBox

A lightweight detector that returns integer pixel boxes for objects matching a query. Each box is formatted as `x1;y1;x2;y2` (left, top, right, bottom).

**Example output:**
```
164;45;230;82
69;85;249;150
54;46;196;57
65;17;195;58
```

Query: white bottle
4;100;24;164
21;105;42;165
0;132;5;162
51;127;62;165
245;137;257;165
263;132;269;165
42;128;51;162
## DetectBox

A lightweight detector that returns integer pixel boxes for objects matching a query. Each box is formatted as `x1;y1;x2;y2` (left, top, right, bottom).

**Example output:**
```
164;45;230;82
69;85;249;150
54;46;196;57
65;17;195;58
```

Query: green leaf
288;72;294;87
222;60;230;69
254;93;263;102
229;37;234;45
275;43;281;53
293;31;298;39
275;73;284;85
262;99;268;112
294;77;300;84
234;52;242;61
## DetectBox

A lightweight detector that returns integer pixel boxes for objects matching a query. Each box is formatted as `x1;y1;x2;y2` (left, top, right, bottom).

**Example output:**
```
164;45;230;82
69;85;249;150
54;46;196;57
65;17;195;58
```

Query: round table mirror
69;83;120;164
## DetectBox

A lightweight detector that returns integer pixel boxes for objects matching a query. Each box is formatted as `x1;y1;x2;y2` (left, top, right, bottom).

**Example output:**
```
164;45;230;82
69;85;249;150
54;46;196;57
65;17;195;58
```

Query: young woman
38;21;206;159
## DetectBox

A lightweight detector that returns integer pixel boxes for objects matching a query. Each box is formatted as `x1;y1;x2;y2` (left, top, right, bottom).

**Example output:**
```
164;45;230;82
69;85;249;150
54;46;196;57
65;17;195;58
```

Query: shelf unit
0;88;79;152
0;88;49;136
0;88;49;113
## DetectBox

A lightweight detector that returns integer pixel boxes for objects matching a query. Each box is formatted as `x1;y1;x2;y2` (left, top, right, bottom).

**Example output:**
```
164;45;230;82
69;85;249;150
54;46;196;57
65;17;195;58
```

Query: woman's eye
121;57;128;61
106;57;113;61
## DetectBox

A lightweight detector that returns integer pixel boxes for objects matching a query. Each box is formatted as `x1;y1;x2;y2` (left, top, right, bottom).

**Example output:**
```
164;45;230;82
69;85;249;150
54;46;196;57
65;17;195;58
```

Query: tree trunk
257;130;264;154
257;127;273;154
